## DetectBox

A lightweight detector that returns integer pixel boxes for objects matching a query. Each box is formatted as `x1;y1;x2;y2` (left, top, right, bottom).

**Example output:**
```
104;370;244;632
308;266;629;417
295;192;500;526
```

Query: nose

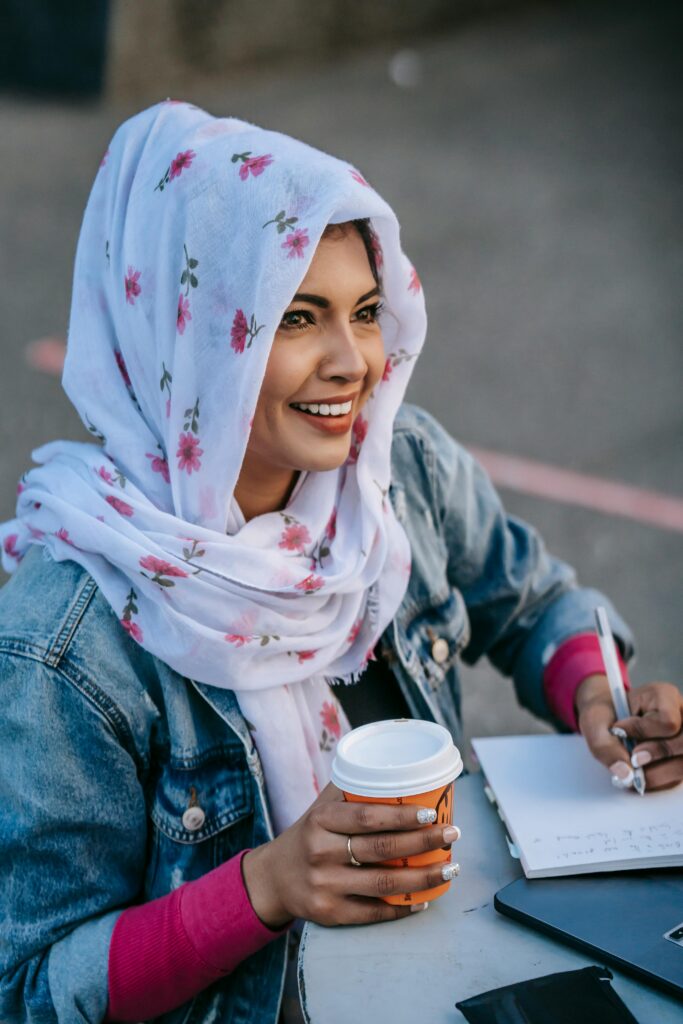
318;317;368;385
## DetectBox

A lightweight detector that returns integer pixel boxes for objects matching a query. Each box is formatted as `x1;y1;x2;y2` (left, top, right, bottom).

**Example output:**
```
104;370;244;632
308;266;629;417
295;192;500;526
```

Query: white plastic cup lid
331;718;463;798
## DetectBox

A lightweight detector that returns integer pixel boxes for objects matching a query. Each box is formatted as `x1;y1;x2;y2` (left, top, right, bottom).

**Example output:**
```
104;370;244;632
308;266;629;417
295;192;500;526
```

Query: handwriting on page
532;822;683;861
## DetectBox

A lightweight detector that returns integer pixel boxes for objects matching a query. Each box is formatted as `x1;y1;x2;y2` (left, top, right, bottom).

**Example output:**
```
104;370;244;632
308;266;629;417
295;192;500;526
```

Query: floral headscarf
0;102;427;831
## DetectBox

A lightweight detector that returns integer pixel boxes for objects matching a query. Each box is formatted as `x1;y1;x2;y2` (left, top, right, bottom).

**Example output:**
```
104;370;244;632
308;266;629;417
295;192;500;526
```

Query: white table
298;774;682;1022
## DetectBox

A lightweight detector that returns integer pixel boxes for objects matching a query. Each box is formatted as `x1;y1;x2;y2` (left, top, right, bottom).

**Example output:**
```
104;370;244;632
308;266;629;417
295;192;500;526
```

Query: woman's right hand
241;783;461;929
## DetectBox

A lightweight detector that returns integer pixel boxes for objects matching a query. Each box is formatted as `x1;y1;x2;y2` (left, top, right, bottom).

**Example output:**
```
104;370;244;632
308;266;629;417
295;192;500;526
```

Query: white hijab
0;103;427;831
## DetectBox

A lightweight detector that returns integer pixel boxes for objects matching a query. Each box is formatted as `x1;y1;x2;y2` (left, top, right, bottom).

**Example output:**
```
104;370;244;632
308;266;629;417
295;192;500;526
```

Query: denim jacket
0;403;633;1024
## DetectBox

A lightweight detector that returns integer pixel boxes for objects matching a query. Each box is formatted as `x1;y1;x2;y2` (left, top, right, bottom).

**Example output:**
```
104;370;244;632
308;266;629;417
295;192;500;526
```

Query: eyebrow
290;286;380;309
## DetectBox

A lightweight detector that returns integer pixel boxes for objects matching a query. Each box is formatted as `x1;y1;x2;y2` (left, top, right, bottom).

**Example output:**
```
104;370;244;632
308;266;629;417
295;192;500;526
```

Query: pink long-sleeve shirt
105;632;629;1021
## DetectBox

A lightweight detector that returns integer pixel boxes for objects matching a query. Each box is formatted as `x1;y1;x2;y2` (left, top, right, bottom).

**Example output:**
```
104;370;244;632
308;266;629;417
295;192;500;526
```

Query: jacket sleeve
416;408;635;723
0;652;148;1024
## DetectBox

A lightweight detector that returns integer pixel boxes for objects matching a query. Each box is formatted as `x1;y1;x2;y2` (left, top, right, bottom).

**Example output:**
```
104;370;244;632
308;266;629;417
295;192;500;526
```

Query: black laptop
494;871;683;999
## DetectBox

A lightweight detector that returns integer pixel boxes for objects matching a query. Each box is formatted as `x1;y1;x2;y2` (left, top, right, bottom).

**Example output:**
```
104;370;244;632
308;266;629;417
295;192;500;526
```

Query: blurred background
1;0;681;752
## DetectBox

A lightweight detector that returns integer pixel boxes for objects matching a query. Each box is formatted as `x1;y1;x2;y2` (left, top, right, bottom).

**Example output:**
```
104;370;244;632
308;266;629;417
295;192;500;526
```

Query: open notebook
471;734;683;878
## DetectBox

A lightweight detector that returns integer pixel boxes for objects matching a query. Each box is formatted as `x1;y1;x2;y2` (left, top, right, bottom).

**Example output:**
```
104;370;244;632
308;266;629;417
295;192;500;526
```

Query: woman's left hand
575;675;683;791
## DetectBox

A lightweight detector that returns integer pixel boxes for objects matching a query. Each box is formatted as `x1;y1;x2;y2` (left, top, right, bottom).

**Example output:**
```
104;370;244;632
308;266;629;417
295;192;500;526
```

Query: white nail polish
631;750;652;767
610;726;628;740
441;862;460;881
611;770;634;789
410;901;429;913
417;808;437;824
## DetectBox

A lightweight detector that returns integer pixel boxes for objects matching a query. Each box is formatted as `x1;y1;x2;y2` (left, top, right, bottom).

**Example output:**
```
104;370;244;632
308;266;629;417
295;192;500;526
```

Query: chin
294;446;350;473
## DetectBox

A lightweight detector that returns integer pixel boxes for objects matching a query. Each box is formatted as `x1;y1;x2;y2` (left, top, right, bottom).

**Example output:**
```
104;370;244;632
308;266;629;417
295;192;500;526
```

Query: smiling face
234;223;386;520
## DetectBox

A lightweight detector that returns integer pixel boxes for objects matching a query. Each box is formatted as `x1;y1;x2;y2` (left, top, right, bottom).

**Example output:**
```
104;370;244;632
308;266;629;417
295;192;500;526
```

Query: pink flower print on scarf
124;267;141;305
146;448;170;483
155;150;196;192
230;309;264;354
346;414;368;465
349;168;370;188
98;465;115;484
225;633;254;647
177;433;203;474
320;700;341;738
281;228;309;259
105;495;134;517
3;534;21;562
295;573;324;594
139;555;189;588
347;618;362;645
177;399;203;474
55;527;75;547
325;509;337;541
408;267;422;294
115;350;131;387
120;587;143;643
319;700;341;751
177;294;192;334
278;522;311;552
297;649;317;664
170;150;195;180
382;358;392;383
231;151;274;181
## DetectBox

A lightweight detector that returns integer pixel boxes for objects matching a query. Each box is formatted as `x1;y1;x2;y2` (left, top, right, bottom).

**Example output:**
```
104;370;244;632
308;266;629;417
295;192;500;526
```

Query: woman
1;103;681;1024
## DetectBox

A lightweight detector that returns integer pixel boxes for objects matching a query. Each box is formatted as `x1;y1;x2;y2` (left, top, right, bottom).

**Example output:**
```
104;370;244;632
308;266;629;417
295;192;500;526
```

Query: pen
593;606;646;796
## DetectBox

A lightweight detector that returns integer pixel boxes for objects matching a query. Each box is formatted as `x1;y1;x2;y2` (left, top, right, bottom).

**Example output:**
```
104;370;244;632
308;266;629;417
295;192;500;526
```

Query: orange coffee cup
331;719;463;905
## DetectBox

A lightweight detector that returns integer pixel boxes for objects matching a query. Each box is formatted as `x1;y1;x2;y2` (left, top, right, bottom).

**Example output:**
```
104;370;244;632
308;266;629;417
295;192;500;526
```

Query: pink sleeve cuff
543;632;630;733
106;850;288;1022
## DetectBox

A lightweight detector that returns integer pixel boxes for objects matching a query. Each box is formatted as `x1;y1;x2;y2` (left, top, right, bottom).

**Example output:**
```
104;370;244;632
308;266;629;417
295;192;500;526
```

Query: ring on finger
347;835;363;867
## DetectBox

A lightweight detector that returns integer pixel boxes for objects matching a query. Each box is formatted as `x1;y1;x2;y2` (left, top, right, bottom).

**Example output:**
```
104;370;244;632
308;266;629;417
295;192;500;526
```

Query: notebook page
472;734;683;876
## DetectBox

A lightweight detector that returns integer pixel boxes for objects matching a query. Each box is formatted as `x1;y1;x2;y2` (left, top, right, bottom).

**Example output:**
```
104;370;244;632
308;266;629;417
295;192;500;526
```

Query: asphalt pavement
1;1;681;745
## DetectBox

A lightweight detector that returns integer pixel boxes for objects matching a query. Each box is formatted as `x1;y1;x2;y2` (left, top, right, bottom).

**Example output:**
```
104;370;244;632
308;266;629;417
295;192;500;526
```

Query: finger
614;683;683;741
346;823;461;865
315;799;441;836
641;757;683;792
578;699;629;771
338;897;427;926
343;860;459;900
314;782;345;805
631;732;683;768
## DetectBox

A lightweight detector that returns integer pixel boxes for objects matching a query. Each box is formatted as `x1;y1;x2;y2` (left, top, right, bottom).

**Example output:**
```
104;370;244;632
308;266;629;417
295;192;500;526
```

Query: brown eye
279;310;315;331
354;302;384;323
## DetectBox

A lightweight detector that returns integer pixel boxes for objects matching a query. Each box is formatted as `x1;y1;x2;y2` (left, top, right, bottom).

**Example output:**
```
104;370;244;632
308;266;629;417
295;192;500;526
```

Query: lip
289;393;359;407
289;403;355;435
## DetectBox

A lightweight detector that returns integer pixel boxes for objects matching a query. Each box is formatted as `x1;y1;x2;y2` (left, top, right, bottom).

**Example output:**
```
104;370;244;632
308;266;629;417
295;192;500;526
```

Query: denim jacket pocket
146;744;253;898
404;588;471;694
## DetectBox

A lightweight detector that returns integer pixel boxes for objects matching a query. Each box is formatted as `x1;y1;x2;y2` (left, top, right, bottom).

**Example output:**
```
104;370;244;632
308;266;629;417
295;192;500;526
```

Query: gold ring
347;835;362;867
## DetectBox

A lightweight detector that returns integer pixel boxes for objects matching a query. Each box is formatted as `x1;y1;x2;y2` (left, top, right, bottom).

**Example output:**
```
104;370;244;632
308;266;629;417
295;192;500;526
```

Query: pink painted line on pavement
25;337;66;375
468;445;683;534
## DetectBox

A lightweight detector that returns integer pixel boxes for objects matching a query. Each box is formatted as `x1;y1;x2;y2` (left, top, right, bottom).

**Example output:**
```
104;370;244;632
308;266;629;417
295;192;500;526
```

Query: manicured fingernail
631;750;652;767
417;808;437;824
609;760;632;779
611;769;634;789
410;901;429;913
441;862;460;881
443;825;461;843
610;726;628;739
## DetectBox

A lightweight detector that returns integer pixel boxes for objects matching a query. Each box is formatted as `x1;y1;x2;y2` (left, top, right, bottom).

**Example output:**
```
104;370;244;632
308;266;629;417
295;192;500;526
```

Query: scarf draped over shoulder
0;102;427;831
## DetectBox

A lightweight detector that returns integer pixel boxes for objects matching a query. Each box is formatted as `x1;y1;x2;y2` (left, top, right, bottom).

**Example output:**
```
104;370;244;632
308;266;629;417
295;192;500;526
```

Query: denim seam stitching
44;575;99;667
0;642;143;769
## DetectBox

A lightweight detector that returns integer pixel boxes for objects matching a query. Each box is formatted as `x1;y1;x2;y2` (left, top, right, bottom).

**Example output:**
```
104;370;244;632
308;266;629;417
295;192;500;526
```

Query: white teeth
292;400;353;417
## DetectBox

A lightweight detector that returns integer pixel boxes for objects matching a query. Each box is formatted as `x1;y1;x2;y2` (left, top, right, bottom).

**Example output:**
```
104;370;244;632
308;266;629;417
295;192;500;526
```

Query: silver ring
347;835;362;867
